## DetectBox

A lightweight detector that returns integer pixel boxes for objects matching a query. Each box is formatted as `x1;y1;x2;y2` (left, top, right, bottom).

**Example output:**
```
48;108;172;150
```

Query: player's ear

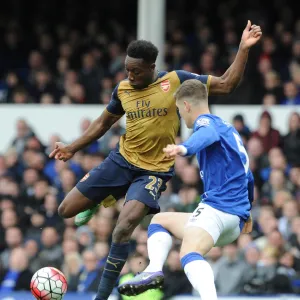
149;63;156;71
183;100;189;112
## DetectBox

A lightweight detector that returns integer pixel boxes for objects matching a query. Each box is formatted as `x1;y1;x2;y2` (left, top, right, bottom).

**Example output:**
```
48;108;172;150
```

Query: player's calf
96;200;149;299
118;212;190;297
180;227;217;300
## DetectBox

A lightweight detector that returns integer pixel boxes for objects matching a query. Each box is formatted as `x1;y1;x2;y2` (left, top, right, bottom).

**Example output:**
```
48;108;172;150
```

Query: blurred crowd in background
0;0;300;299
0;109;299;298
0;0;300;106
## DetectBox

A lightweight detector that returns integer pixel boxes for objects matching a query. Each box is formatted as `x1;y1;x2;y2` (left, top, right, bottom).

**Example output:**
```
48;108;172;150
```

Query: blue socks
95;242;129;300
148;223;171;238
181;252;205;269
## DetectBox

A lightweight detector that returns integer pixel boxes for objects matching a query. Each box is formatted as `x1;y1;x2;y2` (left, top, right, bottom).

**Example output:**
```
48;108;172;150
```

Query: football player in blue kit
118;79;254;300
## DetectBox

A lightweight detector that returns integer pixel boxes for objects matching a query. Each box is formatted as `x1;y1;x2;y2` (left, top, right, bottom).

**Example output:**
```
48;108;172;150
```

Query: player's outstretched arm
163;124;219;157
209;20;262;95
49;110;122;161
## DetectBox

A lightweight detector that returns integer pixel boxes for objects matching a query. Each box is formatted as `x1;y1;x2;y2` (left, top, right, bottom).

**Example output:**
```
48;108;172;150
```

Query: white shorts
186;203;243;247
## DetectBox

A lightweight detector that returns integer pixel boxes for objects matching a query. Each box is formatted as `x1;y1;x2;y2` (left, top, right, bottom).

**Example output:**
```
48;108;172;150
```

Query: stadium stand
0;0;300;298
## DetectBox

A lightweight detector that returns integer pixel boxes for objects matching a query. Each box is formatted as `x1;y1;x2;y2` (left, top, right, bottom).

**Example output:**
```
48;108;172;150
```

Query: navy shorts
76;150;173;214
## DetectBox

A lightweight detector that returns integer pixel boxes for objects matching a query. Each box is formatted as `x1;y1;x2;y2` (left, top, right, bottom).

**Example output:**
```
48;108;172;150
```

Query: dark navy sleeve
180;119;220;156
247;171;254;205
106;84;125;115
175;70;209;85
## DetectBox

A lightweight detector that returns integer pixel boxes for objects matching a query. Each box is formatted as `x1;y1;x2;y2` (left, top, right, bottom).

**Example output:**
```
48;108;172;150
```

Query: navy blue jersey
181;114;253;221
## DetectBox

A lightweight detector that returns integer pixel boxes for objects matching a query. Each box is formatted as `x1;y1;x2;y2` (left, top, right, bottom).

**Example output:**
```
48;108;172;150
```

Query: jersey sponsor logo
127;108;168;119
196;118;210;128
160;80;170;92
80;173;90;182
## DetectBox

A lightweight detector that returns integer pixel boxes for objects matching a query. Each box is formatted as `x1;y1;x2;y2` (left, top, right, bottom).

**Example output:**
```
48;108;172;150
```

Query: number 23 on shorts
145;176;163;200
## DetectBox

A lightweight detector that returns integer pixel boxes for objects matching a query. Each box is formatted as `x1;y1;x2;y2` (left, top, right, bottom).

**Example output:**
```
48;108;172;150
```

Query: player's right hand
49;142;75;162
163;144;185;157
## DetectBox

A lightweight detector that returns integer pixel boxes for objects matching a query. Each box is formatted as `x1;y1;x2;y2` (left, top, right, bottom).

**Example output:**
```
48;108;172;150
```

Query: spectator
76;226;95;252
1;227;23;269
24;239;40;274
243;246;276;295
94;241;109;268
29;69;58;103
62;252;82;282
283;112;300;166
25;213;45;241
281;82;300;105
37;227;63;270
278;200;299;240
68;249;103;292
206;247;223;279
11;87;31;104
62;238;79;256
79;53;103;104
11;119;35;155
0;247;32;292
252;111;281;153
80;118;99;154
273;190;294;218
42;193;64;229
260;147;290;182
263;94;277;106
261;169;293;204
176;186;200;212
163;249;193;298
263;71;283;103
215;242;248;295
232;114;251;140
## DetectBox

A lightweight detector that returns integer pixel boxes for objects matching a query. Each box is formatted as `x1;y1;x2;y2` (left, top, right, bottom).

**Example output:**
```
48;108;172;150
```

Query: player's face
176;100;193;129
125;56;155;89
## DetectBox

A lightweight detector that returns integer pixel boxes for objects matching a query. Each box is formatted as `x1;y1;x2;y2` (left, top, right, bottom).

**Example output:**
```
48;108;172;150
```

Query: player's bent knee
58;202;70;218
151;213;165;225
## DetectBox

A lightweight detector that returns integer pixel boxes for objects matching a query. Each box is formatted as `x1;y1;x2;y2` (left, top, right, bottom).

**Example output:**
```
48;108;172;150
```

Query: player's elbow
212;77;236;95
221;79;236;95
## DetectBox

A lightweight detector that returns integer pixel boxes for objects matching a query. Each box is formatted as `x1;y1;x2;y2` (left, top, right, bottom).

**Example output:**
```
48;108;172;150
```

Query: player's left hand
240;20;262;49
163;144;184;157
242;213;253;234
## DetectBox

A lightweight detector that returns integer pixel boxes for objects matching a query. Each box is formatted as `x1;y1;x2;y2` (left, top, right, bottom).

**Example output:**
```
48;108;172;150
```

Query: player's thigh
76;157;132;203
181;203;222;256
60;157;131;217
215;214;244;247
151;212;191;240
181;226;215;258
58;186;97;218
125;174;170;215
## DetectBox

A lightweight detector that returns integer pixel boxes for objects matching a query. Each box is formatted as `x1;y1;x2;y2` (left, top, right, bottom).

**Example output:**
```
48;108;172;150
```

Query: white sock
184;260;218;300
144;232;173;272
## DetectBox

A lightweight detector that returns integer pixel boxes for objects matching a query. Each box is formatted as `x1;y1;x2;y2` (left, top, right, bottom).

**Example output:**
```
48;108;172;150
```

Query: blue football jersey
181;114;253;221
